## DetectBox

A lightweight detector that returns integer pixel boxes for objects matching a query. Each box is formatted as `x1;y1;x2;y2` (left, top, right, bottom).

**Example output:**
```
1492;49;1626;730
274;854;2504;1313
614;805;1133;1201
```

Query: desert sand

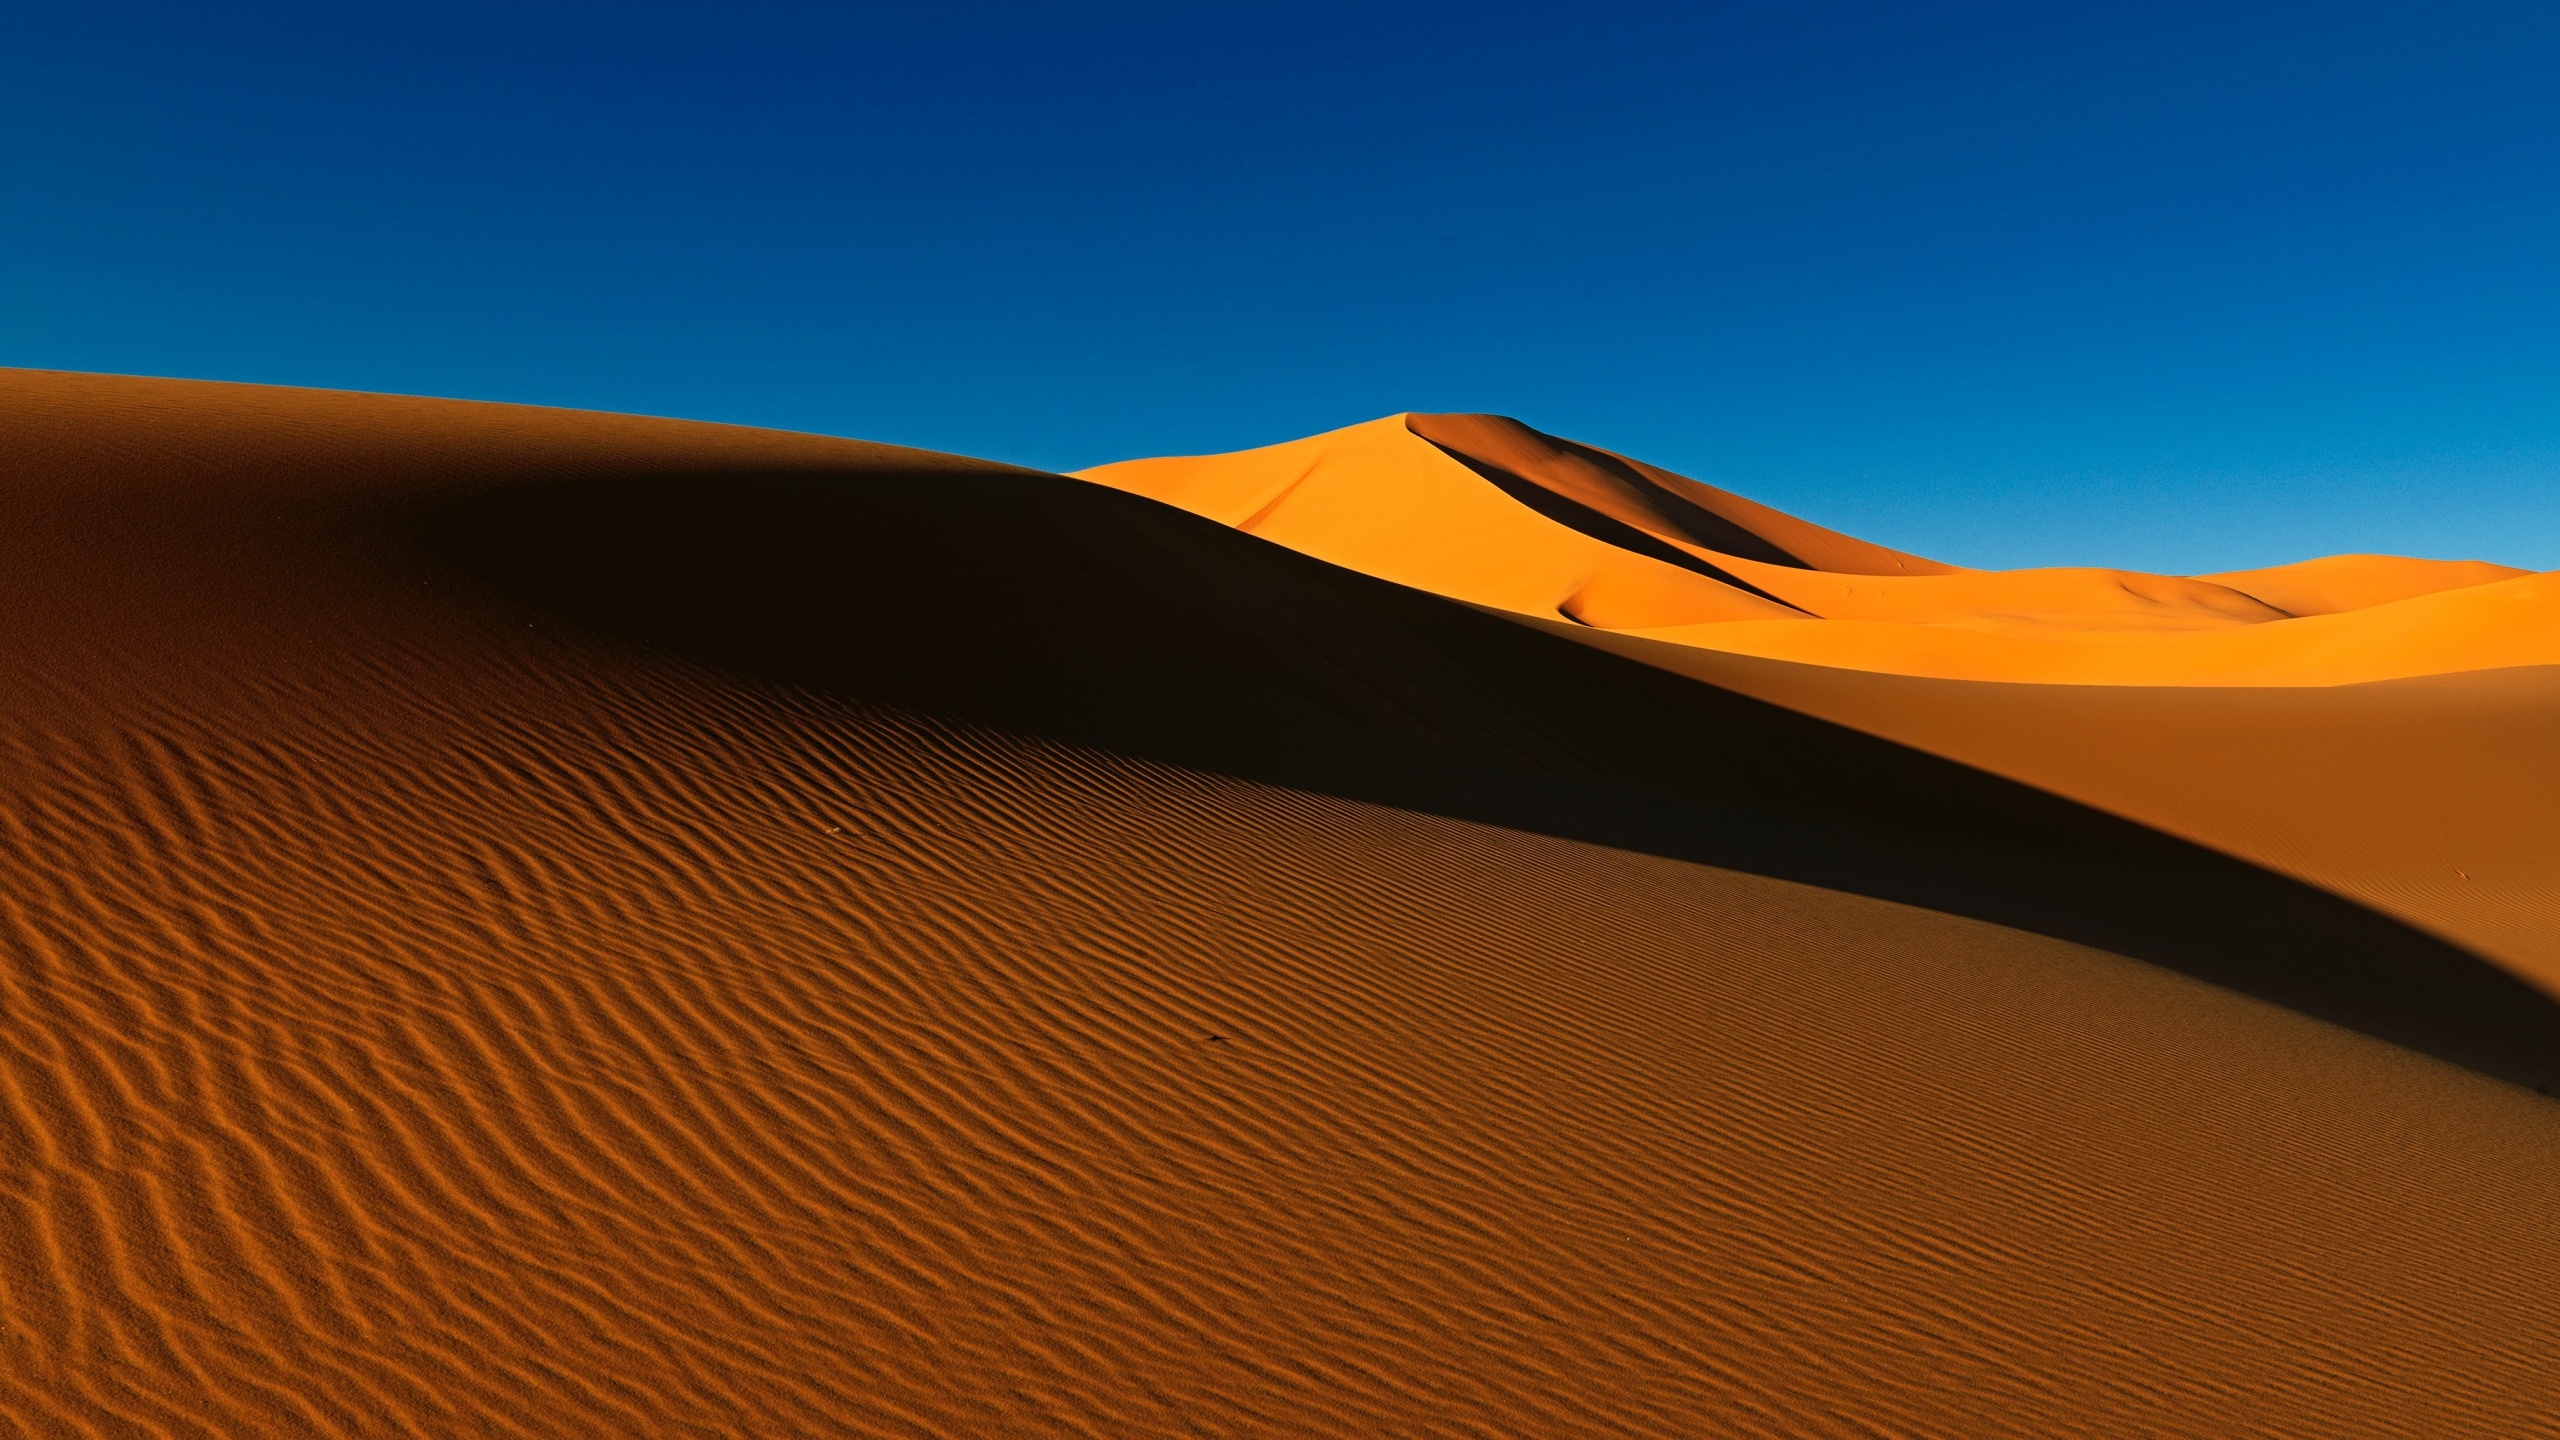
1080;412;2552;685
1082;413;2559;990
4;371;2558;1438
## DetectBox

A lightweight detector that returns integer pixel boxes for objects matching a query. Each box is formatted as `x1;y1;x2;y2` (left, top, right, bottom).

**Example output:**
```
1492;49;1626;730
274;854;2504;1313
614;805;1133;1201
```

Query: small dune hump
2203;552;2533;617
6;369;2560;1439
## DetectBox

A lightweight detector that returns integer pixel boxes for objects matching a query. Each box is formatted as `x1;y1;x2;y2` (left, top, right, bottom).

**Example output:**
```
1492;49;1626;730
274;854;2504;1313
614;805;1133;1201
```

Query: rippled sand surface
5;371;2557;1437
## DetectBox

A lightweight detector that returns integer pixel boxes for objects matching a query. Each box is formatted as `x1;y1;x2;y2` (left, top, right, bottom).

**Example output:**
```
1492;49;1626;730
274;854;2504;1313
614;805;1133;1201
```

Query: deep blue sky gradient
6;1;2556;571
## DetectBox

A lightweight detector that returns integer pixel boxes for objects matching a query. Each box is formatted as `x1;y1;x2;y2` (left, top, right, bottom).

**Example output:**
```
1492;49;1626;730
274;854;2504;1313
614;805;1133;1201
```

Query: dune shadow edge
421;464;2560;1093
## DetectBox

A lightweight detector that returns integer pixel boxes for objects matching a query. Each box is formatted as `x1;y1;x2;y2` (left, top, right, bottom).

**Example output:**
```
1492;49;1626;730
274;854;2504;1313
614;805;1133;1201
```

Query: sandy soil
5;371;2558;1437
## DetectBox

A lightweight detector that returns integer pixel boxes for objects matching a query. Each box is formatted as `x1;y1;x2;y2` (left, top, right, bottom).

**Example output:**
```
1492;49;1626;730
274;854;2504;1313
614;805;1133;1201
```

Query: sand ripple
3;371;2557;1437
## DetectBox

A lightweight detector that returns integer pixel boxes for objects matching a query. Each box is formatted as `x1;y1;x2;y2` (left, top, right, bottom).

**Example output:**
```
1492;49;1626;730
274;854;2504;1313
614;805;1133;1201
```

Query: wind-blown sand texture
5;370;2558;1438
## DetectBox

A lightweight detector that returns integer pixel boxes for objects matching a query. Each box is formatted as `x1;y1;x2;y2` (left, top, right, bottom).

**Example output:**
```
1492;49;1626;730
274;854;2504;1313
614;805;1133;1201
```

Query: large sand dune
5;370;2558;1437
1082;412;2560;1008
1080;413;2551;685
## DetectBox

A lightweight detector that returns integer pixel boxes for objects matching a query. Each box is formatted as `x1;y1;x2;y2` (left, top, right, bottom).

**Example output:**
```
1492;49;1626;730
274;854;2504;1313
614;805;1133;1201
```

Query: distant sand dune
1079;413;2554;685
4;371;2559;1437
2205;552;2531;616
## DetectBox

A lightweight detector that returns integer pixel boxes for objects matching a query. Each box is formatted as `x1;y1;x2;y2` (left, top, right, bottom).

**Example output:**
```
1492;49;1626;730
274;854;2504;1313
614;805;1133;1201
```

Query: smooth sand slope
5;371;2560;1438
1081;413;2560;997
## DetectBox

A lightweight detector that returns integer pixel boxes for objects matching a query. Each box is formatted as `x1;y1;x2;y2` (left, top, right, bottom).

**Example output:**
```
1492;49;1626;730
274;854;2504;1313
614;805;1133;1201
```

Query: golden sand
3;372;2554;1437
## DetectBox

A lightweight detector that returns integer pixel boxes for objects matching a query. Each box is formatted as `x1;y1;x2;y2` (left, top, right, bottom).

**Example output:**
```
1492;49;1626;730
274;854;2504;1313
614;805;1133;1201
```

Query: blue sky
5;2;2555;572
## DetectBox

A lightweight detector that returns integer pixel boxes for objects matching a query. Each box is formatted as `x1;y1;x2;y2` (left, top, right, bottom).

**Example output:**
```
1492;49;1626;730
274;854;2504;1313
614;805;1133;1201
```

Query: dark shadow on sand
423;466;2560;1092
1416;438;1809;608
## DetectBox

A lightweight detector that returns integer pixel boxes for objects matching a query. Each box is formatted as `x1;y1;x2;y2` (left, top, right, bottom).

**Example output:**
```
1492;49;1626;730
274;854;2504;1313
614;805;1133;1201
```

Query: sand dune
1402;411;1955;578
1079;413;2557;685
2205;552;2531;616
1619;568;2560;684
1081;410;2560;1011
1080;414;1804;628
1563;635;2560;991
5;370;2559;1438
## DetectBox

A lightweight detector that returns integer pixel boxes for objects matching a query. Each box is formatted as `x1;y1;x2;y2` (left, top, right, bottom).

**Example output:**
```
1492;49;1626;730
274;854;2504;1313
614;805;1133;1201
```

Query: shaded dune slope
5;371;2560;1438
442;463;2559;1088
1558;636;2560;989
1404;410;1953;578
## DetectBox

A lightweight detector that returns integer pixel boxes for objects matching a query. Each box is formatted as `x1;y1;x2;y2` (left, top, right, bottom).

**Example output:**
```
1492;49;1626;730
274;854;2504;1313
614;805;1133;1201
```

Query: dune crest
1081;415;1802;628
1403;411;1956;578
1076;415;2553;687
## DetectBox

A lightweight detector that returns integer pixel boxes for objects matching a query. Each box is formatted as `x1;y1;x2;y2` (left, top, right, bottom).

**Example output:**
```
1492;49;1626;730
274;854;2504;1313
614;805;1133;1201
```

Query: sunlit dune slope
1076;414;2553;685
1627;569;2560;683
6;370;2560;1437
1080;414;1801;627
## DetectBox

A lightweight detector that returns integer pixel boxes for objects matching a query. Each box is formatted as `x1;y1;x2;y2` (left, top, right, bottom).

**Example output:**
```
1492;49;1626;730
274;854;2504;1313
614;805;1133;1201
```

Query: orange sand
1082;410;2560;1009
5;371;2560;1437
1080;414;2552;686
1567;635;2560;992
